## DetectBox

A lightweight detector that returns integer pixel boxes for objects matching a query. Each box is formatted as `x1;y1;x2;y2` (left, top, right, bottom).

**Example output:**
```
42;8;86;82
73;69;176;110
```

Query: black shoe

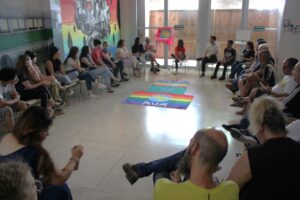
211;75;217;79
222;124;240;132
196;58;202;61
122;163;140;185
111;82;120;87
230;128;258;145
219;77;225;81
200;73;205;77
121;78;129;82
150;67;154;72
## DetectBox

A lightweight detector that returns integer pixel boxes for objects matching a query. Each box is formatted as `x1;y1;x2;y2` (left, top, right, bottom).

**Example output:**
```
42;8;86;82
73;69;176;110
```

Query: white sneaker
89;93;98;98
95;82;106;89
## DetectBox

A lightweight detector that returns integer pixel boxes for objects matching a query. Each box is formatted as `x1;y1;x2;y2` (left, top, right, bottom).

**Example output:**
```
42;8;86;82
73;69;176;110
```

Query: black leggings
20;86;51;108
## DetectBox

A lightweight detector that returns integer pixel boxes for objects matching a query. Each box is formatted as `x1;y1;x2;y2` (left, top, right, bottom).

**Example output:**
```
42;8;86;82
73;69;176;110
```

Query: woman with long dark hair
116;39;141;77
171;39;186;74
64;46;98;97
15;55;62;112
0;106;84;200
80;46;120;93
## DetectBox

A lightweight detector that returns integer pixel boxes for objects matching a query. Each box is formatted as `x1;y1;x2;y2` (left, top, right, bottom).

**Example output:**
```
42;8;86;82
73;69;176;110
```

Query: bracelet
69;157;80;170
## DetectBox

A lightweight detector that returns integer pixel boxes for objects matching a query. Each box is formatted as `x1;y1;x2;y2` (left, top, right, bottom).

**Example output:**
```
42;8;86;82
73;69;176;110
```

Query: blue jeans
229;61;245;79
78;71;95;91
88;67;111;86
135;150;186;183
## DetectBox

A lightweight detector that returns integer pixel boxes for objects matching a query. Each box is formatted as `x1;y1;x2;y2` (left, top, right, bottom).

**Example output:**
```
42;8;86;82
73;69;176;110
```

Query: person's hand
50;76;56;82
42;80;51;87
71;145;84;160
264;85;272;93
14;94;21;101
169;170;181;183
79;68;86;72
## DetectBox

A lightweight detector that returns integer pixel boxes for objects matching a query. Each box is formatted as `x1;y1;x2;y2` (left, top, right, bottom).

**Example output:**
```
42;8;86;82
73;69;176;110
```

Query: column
164;0;168;68
120;0;137;49
196;0;211;58
240;0;249;29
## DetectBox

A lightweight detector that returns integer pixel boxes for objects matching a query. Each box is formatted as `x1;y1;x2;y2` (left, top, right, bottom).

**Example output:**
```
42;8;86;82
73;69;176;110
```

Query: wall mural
60;0;120;55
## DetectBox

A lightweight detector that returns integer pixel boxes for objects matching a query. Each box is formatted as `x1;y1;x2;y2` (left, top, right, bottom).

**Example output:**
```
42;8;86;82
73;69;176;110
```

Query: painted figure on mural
75;0;111;46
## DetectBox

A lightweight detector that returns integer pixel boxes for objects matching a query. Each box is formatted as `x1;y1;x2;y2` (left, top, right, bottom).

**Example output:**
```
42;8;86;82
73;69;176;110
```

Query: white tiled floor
44;68;244;200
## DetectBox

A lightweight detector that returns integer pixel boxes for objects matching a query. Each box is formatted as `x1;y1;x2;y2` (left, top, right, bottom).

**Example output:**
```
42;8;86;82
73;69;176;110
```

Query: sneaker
122;163;140;185
66;89;74;96
89;93;98;98
111;82;120;87
107;88;114;93
96;82;107;89
200;73;205;77
54;108;65;115
53;103;64;111
222;124;240;132
121;77;129;82
219;77;225;81
211;75;217;79
230;128;258;145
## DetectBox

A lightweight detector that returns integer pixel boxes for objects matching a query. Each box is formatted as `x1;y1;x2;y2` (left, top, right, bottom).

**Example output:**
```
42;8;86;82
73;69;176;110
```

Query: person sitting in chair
197;36;219;77
171;39;186;75
211;40;236;81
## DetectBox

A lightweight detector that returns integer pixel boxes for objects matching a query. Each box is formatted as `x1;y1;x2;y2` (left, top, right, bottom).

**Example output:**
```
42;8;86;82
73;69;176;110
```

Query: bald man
154;129;238;200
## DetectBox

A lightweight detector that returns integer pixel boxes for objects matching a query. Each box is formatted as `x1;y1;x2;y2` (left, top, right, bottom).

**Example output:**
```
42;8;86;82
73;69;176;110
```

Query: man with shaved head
154;129;238;200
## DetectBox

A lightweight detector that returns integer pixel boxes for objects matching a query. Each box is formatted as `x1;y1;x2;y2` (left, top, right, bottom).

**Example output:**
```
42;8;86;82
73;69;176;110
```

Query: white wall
277;0;300;73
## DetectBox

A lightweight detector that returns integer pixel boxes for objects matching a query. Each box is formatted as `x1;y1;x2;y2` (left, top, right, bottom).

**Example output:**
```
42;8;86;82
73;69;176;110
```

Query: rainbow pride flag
123;91;194;110
154;80;189;88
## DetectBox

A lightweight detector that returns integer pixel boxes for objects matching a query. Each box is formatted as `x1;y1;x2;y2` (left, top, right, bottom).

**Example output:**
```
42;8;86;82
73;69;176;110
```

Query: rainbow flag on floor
123;91;194;110
146;85;187;94
154;80;189;88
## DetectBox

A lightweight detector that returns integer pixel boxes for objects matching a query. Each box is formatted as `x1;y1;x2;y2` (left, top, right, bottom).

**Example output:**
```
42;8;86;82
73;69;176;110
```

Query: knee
4;106;13;117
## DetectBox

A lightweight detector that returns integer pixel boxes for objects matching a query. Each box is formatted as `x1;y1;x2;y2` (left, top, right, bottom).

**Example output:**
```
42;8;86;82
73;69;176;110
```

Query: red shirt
91;48;104;65
175;46;185;58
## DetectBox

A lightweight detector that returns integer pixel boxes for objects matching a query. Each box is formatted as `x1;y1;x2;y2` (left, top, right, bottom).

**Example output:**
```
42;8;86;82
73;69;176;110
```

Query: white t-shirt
0;83;14;100
64;58;77;72
206;43;218;57
115;47;129;62
287;120;300;142
272;75;297;95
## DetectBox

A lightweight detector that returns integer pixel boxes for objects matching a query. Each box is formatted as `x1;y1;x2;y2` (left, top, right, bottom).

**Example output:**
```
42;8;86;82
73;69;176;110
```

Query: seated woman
63;46;99;97
24;50;64;104
132;37;146;70
145;37;160;73
116;39;141;77
79;46;120;92
101;41;121;78
228;96;300;200
15;55;62;112
171;39;186;75
238;50;275;97
0;106;84;200
45;46;74;86
229;41;255;79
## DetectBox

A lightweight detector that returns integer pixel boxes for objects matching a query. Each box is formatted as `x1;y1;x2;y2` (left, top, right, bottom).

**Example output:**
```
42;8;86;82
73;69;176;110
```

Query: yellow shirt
154;179;239;200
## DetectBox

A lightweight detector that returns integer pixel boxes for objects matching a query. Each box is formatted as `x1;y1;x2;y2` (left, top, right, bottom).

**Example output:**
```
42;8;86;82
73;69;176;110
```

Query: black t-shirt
46;58;61;75
132;44;144;54
224;48;236;60
261;64;275;87
15;70;29;94
242;49;255;62
240;137;300;200
283;85;300;118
